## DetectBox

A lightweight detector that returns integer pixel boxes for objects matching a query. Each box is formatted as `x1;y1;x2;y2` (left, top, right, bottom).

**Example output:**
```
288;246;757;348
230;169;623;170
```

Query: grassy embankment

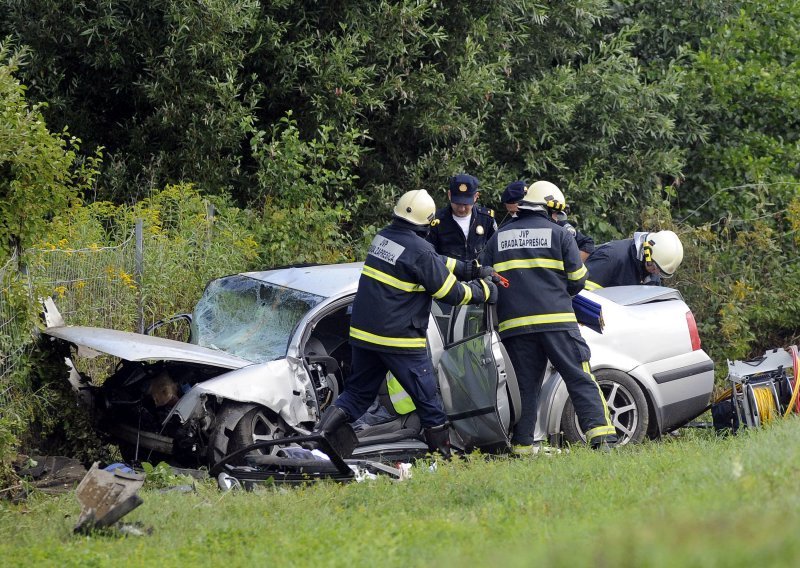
2;419;800;566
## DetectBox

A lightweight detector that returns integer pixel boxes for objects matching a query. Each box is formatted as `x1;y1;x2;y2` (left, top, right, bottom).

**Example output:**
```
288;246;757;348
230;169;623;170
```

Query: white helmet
518;180;567;213
393;189;436;227
643;230;684;277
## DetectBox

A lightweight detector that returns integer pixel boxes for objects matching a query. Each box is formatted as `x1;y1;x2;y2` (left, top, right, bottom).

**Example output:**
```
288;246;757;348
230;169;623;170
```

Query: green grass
3;419;800;567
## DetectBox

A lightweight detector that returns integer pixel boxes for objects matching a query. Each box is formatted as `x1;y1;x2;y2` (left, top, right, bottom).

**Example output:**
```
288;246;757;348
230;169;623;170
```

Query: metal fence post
135;219;144;334
12;235;26;277
206;202;215;248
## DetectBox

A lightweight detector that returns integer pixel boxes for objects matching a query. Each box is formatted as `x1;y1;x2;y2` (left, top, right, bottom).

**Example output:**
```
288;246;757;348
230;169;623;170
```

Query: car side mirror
145;313;193;341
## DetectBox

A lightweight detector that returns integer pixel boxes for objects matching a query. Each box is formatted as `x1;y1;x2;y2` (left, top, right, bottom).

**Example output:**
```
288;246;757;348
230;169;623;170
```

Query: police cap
449;174;480;204
501;180;526;204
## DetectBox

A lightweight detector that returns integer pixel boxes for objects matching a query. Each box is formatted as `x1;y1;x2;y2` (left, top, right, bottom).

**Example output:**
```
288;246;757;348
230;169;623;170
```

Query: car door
433;301;516;451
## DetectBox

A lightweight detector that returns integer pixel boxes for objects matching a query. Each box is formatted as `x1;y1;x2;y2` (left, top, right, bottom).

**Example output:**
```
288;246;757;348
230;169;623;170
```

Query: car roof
239;262;364;298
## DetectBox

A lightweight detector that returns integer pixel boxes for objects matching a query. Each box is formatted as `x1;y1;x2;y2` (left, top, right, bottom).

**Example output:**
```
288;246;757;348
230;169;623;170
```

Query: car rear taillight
686;311;702;351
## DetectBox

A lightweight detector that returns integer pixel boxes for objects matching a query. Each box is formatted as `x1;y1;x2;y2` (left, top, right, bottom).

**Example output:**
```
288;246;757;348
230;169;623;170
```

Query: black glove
484;278;498;304
471;259;495;280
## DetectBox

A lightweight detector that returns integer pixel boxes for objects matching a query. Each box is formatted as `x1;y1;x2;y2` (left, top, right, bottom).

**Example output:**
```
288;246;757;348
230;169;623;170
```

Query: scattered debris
73;462;145;534
15;455;87;496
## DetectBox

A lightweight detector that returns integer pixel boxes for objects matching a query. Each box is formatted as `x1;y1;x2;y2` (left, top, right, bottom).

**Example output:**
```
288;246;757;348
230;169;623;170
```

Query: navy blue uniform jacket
480;210;587;339
427;205;497;262
350;222;492;354
584;238;660;289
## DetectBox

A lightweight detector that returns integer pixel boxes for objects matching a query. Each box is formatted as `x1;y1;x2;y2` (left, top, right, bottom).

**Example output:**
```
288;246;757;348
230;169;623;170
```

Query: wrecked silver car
42;263;715;467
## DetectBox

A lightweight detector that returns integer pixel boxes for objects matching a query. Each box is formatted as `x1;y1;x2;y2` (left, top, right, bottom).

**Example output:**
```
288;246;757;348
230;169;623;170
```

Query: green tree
0;0;263;201
680;0;800;221
0;41;97;259
3;1;704;240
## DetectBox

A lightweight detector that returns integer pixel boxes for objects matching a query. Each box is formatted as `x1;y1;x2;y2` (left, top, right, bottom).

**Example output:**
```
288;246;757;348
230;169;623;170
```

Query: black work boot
590;434;618;452
423;423;452;460
311;405;356;458
314;405;350;436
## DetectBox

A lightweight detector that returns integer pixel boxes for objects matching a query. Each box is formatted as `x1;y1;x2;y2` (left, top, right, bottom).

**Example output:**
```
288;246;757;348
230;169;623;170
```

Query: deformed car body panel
169;357;316;427
43;326;251;369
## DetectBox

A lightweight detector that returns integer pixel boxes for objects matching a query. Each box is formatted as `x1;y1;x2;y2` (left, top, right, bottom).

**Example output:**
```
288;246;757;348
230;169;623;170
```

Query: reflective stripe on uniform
498;312;577;333
585;424;617;441
431;272;457;299
445;257;457;272
495;258;564;273
479;278;490;300
458;282;473;305
350;326;427;348
387;373;416;414
584;280;603;291
362;265;425;293
582;362;615;442
567;264;587;281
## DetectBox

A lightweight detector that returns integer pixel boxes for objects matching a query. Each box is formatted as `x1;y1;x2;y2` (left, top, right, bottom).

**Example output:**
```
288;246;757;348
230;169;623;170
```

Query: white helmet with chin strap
518;180;568;215
643;230;684;277
393;189;436;227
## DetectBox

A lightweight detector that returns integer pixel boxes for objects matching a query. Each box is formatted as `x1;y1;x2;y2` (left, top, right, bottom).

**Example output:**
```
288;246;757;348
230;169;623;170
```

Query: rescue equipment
712;345;800;431
572;294;605;334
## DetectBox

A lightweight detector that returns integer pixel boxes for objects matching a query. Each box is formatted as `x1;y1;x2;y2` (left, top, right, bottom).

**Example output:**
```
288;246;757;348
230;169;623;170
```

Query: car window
436;303;487;347
191;274;325;363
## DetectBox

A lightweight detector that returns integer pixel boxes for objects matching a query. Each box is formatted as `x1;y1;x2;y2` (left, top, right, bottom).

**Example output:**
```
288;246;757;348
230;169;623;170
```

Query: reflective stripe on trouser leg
502;334;549;446
532;330;615;443
382;350;447;428
581;361;615;442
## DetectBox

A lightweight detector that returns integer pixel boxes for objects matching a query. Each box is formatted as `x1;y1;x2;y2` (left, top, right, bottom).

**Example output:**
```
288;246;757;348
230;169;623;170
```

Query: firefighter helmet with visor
518;180;567;214
393;189;437;227
643;230;683;277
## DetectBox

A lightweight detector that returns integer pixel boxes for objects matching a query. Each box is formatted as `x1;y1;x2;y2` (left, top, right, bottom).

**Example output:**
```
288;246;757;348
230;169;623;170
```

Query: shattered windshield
191;274;325;363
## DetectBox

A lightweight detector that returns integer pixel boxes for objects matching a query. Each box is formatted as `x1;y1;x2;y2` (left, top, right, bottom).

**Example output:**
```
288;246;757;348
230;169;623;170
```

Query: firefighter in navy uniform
500;180;594;260
315;189;498;459
427;174;497;262
583;230;683;291
480;180;617;452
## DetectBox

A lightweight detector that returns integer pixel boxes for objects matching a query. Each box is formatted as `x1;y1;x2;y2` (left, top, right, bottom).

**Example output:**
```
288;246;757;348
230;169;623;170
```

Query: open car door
433;302;519;452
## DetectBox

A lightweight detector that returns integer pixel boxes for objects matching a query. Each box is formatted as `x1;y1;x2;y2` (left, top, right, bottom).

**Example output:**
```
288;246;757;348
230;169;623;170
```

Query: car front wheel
210;403;289;465
560;369;649;446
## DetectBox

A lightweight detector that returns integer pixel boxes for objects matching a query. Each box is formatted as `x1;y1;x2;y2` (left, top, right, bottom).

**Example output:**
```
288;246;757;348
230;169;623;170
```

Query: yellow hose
784;345;800;418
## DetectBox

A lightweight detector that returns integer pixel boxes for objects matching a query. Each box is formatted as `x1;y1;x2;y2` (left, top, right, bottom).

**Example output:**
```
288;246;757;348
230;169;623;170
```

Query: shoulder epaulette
476;205;494;218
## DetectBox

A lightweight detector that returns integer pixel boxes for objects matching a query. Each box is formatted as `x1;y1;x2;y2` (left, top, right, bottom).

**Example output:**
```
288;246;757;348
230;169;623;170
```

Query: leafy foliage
3;1;702;241
680;0;800;221
0;41;98;258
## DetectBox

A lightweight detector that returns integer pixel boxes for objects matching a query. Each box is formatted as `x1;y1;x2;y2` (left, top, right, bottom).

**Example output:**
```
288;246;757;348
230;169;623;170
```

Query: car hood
42;326;253;370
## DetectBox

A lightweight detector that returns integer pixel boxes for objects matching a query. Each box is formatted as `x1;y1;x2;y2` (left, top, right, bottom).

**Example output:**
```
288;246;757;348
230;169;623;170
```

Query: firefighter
583;230;684;290
480;180;617;452
315;189;498;459
500;180;595;259
427;173;497;262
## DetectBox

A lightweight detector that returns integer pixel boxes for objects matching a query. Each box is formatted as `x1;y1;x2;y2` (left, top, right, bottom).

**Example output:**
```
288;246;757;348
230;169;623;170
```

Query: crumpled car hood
43;326;252;370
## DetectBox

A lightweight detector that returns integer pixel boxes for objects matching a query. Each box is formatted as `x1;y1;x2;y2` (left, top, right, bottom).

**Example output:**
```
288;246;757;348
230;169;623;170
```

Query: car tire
210;404;289;465
560;369;649;446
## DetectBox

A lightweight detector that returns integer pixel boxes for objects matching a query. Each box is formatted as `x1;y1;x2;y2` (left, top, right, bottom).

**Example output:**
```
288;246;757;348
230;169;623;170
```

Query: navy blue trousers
335;345;447;428
503;330;614;445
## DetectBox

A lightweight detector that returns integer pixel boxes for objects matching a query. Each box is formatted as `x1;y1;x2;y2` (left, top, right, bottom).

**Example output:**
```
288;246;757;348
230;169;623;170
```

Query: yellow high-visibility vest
386;372;416;415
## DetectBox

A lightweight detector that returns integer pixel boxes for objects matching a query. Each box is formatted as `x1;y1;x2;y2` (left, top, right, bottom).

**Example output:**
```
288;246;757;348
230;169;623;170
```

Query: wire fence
0;230;141;411
0;251;30;412
26;235;139;330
